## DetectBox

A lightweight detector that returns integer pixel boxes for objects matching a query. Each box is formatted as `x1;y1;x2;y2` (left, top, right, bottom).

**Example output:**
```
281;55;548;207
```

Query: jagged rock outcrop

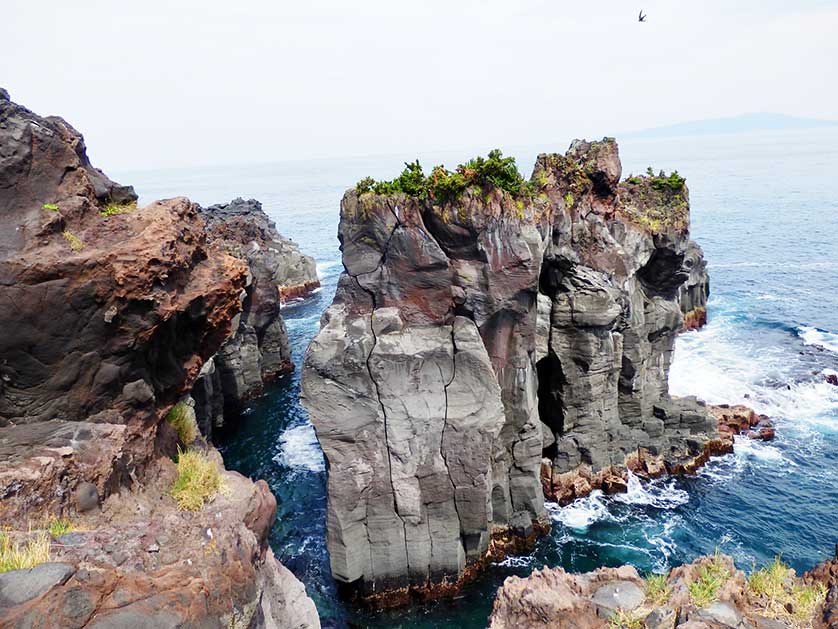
192;198;319;434
302;139;719;603
489;554;828;629
0;90;319;627
679;240;710;330
807;555;838;629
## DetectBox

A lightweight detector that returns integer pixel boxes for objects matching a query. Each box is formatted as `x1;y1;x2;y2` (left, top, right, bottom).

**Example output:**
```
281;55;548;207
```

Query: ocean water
121;127;838;628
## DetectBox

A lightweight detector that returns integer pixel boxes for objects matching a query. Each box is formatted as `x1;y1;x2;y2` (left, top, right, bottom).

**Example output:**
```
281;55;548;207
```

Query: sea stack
302;139;715;603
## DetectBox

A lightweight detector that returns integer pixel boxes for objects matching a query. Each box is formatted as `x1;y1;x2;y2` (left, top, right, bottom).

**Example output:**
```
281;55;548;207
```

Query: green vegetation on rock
166;402;199;445
354;149;532;204
46;519;76;539
688;553;731;607
100;201;136;217
170;448;222;511
608;609;644;629
748;556;827;624
42;203;59;211
645;573;671;605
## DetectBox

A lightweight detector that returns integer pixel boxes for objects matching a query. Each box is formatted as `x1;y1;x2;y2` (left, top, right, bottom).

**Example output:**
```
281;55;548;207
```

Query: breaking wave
274;423;325;473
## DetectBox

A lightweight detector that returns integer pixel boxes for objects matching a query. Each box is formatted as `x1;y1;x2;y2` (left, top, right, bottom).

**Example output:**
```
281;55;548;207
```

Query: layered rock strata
489;554;830;629
192;198;319;434
302;139;721;603
0;91;318;627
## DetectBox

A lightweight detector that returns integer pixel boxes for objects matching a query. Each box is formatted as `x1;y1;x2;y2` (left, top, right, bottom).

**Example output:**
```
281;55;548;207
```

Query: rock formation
807;554;838;629
489;553;829;629
302;140;719;603
191;198;319;435
0;90;319;627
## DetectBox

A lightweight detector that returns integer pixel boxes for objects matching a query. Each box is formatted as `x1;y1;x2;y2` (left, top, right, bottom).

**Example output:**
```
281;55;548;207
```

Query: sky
3;0;837;170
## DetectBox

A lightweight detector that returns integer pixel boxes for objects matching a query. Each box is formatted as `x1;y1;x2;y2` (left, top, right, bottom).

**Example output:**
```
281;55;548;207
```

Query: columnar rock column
303;138;719;602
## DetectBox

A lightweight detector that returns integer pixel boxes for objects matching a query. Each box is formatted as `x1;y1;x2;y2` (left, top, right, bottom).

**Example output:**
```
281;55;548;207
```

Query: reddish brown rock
0;91;320;628
710;404;775;441
806;555;838;629
826;374;838;387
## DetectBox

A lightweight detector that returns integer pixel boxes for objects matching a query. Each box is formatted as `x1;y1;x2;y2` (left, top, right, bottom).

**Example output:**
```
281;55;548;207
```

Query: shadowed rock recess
191;198;319;437
0;90;319;627
302;139;715;604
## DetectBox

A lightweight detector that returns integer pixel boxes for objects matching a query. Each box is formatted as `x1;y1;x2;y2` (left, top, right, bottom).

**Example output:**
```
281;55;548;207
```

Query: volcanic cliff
0;90;319;627
301;140;719;604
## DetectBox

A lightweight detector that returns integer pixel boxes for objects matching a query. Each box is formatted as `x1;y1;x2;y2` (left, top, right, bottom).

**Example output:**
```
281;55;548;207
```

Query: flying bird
638;10;647;22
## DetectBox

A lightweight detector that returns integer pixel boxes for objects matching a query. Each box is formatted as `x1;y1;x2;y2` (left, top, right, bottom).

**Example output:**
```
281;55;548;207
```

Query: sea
121;127;838;628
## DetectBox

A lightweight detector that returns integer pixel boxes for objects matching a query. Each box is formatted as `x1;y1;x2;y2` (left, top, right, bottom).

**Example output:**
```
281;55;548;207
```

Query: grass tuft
689;552;731;608
749;556;827;625
645;573;671;606
170;448;222;511
46;519;76;539
0;532;51;573
42;203;60;211
100;201;136;217
608;609;644;629
166;402;199;445
62;230;84;251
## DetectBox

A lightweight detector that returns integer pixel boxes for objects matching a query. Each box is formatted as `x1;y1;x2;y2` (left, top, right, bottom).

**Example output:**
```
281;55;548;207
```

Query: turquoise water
122;128;838;628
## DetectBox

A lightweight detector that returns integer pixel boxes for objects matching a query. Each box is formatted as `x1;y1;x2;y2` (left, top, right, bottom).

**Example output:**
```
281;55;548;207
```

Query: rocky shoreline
0;90;320;627
489;553;838;629
0;87;833;629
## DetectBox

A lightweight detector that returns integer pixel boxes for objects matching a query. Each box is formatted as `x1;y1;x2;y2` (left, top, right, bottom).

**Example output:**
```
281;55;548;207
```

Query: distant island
623;112;838;139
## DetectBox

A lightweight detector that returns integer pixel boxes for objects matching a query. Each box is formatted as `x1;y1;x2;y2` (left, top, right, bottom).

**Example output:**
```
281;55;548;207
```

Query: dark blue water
121;128;838;628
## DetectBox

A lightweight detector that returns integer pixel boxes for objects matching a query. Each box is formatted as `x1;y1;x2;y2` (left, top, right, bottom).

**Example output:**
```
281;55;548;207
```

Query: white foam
733;437;788;464
274;423;325;473
547;491;609;532
798;326;838;354
316;260;342;279
613;473;690;509
494;555;534;568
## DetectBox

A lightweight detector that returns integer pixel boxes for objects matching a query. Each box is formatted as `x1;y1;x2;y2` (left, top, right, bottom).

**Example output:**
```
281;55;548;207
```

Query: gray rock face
0;563;75;608
193;198;319;435
591;580;646;614
302;139;716;598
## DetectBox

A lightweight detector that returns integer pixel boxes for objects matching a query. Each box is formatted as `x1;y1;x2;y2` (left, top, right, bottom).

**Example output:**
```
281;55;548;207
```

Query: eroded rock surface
490;554;827;629
0;90;319;628
302;139;720;602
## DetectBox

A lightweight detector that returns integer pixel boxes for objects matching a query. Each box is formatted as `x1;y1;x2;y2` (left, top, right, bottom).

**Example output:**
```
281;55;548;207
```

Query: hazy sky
3;0;837;170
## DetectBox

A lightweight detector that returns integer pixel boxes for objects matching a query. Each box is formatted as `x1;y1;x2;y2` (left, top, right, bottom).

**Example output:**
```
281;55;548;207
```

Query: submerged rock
302;139;721;603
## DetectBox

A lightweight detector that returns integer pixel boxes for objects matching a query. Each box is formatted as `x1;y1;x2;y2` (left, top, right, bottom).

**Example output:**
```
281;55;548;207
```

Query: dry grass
170;448;222;511
0;532;51;573
689;553;731;608
748;556;827;626
608;609;644;629
62;230;84;251
166;402;199;445
645;573;671;606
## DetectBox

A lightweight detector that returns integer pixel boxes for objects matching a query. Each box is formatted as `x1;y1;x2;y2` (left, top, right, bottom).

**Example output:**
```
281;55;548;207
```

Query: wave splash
274;423;326;473
798;325;838;354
